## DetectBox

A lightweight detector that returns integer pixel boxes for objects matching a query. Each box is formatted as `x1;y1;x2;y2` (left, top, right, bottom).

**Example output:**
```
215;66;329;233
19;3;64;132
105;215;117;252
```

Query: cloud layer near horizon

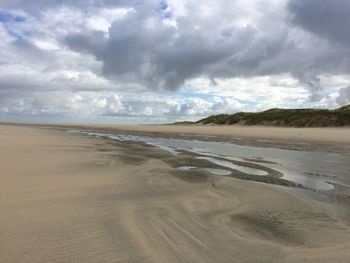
0;0;350;123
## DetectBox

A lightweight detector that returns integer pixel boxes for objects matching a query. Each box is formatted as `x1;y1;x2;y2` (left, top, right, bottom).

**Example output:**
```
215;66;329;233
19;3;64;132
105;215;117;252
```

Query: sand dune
1;124;350;262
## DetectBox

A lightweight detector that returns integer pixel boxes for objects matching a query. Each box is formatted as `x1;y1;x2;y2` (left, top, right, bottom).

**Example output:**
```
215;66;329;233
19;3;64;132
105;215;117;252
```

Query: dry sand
1;124;350;262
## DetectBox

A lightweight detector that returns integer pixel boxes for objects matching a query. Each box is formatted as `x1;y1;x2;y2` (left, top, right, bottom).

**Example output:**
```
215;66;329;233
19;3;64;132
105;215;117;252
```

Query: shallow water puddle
196;156;268;176
176;166;232;176
205;168;232;176
68;130;350;191
177;166;195;171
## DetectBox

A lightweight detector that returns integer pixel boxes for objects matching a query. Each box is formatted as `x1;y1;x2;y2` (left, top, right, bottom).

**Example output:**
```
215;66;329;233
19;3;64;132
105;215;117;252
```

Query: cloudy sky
0;0;349;124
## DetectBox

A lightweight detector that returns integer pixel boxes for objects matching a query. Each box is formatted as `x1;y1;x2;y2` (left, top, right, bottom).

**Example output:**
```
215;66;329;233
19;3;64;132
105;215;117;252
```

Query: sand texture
55;124;350;145
1;124;350;262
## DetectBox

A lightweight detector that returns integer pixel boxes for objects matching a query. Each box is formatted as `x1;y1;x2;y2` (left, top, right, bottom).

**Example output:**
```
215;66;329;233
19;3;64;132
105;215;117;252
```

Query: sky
0;0;350;124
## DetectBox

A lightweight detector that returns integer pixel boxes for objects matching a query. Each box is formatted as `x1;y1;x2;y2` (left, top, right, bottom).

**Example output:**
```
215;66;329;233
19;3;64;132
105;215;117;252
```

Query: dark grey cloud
288;0;350;46
5;0;348;97
4;0;350;95
64;1;289;90
62;0;350;101
286;0;350;100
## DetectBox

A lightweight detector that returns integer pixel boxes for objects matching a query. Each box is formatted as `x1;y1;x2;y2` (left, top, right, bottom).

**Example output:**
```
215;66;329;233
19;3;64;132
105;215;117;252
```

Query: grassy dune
181;104;350;127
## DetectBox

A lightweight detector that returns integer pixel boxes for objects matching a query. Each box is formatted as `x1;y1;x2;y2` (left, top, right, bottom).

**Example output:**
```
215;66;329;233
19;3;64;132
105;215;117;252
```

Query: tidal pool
68;130;350;191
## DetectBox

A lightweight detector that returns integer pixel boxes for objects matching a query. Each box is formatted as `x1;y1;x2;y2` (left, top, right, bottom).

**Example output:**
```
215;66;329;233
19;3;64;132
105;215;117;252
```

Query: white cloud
0;0;349;123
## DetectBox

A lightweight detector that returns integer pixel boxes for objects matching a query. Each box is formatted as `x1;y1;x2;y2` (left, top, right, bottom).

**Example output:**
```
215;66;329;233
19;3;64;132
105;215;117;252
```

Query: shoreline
2;122;350;145
77;124;350;145
68;126;350;222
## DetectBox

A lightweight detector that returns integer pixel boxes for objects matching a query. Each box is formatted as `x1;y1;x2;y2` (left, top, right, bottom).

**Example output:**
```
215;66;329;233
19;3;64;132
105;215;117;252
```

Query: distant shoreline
2;122;350;145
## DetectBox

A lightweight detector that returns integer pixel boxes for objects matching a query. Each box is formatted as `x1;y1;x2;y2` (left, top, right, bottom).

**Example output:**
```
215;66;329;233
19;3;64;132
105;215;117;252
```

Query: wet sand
58;124;350;145
1;124;350;262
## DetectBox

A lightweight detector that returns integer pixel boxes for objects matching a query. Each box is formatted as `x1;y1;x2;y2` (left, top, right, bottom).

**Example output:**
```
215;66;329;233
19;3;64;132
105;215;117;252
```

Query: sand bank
1;124;350;262
51;124;350;145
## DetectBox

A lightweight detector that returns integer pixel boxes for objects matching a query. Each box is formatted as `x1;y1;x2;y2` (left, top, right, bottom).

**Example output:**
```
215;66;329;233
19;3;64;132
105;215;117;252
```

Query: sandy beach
1;124;350;262
56;124;350;145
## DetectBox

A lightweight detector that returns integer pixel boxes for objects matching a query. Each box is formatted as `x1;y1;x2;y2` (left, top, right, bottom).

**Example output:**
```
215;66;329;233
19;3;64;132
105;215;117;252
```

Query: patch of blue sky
0;11;29;40
2;23;29;40
177;90;214;100
7;29;22;39
177;90;252;104
159;1;168;10
0;11;25;23
157;0;172;20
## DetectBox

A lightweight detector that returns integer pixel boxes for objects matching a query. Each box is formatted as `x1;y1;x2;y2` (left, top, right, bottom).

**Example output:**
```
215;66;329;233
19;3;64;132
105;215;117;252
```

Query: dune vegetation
175;105;350;127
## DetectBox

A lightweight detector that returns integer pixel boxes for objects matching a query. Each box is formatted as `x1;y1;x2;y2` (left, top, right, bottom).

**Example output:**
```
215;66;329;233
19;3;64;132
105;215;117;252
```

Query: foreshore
90;124;350;145
1;124;350;262
5;122;350;145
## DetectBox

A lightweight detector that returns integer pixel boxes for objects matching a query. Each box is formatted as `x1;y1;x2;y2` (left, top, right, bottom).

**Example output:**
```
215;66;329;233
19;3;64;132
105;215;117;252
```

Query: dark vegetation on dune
174;104;350;127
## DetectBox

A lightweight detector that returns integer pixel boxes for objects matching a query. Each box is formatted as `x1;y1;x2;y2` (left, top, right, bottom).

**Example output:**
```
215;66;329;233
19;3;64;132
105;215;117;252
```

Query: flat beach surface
61;124;350;145
1;124;350;262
